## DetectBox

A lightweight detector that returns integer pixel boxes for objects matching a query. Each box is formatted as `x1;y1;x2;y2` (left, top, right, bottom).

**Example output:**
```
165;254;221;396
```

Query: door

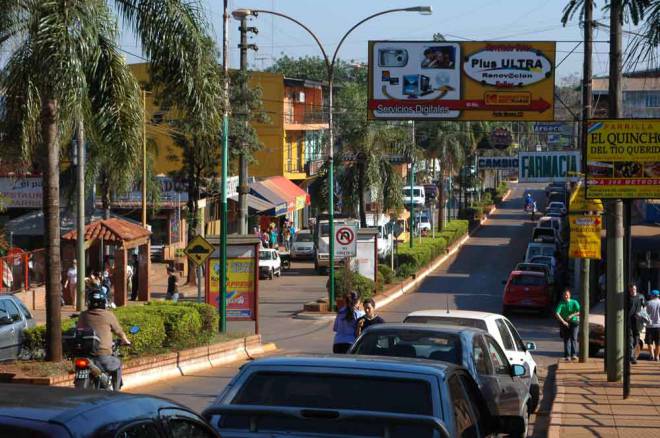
0;299;22;360
503;318;536;374
483;335;520;417
471;335;500;417
494;317;525;366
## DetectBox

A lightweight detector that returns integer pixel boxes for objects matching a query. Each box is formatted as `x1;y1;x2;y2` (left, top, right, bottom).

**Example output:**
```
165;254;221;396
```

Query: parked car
545;182;566;197
546;201;567;215
529;255;558;282
515;262;552;284
423;184;438;203
350;324;532;436
532;227;564;247
290;230;314;260
402;185;426;208
258;248;281;280
0;294;35;361
524;242;556;262
547;191;567;205
502;271;552;315
403;309;539;411
416;211;432;233
0;384;220;437
202;355;499;437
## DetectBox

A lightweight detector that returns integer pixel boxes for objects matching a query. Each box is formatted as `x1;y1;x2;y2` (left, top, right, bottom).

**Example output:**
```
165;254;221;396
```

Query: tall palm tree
0;1;220;361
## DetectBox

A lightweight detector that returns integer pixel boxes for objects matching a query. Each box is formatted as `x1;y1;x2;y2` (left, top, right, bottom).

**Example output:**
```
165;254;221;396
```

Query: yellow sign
209;257;255;319
586;119;660;199
569;185;603;213
569;215;602;260
183;235;214;266
368;41;555;121
295;195;306;211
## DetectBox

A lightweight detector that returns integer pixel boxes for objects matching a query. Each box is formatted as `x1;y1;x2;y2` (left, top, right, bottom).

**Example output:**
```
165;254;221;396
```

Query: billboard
368;41;555;121
586;119;660;199
0;177;42;208
518;151;581;183
477;157;519;170
569;215;602;260
208;244;257;321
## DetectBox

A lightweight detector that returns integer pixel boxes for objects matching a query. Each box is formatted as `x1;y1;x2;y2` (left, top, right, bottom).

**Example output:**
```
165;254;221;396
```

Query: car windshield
549;202;564;209
531;256;551;265
295;233;313;242
320;223;329;236
511;275;546;286
352;331;462;364
402;188;411;196
259;251;271;261
517;264;545;273
404;316;487;331
528;246;554;258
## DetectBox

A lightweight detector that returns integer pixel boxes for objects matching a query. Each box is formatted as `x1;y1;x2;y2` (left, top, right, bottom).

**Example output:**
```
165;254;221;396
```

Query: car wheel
268;268;274;280
512;402;529;438
529;372;540;413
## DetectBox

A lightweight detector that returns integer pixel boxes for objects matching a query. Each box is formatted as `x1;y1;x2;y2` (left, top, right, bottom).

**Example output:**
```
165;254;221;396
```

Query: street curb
547;361;565;438
294;312;337;321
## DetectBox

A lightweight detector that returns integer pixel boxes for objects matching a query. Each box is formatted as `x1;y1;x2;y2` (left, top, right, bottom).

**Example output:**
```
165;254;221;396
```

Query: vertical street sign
334;225;358;258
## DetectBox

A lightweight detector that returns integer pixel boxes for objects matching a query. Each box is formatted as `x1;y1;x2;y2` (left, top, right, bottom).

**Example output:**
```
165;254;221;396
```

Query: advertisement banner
569;215;602;260
477;157;519;170
0;177;42;208
208;254;256;320
585;119;660;199
368;41;555;121
518;151;580;182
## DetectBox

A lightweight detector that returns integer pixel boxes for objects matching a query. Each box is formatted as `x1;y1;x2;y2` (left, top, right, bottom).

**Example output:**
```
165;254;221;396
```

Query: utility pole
220;0;230;333
76;121;85;311
578;0;593;363
606;0;624;382
409;121;415;249
237;16;258;234
142;90;147;227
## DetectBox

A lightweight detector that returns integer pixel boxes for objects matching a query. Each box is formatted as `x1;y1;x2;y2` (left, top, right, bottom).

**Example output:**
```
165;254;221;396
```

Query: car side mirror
511;364;526;377
525;342;537;351
0;315;13;325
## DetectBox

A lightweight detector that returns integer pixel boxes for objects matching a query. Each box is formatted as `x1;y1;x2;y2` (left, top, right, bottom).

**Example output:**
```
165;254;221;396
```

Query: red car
502;270;551;315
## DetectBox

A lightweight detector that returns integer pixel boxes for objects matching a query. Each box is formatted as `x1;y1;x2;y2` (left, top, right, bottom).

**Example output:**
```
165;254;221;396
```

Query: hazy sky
118;0;655;80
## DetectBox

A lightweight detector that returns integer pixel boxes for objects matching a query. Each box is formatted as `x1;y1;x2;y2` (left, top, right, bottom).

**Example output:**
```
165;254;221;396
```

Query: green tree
267;55;367;85
0;1;220;362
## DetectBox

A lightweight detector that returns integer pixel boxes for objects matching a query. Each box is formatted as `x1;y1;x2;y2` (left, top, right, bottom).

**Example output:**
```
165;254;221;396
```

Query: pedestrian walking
282;226;291;251
356;298;385;337
63;259;77;306
269;227;278;250
555;288;580;361
332;291;364;354
261;230;270;248
165;266;179;302
126;262;133;297
645;290;660;361
628;283;647;364
130;254;139;301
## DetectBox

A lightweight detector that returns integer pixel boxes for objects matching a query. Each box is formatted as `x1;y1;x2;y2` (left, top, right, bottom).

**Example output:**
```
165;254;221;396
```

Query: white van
402;186;425;208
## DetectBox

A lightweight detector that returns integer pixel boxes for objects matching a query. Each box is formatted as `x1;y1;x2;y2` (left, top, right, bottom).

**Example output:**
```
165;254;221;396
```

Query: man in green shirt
555;288;580;361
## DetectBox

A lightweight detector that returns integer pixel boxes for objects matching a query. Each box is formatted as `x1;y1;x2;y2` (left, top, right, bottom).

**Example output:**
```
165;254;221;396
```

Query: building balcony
283;111;329;131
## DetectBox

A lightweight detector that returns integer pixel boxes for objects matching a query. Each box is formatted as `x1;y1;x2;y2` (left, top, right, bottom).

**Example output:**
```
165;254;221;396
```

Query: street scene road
137;184;562;414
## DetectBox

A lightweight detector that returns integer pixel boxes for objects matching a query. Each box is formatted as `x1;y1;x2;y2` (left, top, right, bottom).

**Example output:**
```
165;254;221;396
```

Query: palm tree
0;1;220;361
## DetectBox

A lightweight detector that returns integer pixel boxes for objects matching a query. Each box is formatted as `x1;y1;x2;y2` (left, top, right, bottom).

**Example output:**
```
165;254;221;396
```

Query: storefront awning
259;176;310;212
229;194;277;214
249;181;289;216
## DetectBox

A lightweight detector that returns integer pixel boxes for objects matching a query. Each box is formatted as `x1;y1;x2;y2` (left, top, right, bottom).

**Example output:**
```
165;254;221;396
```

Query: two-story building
592;69;660;118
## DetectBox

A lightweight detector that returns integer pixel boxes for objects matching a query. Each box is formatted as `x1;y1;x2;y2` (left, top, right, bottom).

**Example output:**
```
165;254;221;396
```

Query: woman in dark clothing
356;298;384;337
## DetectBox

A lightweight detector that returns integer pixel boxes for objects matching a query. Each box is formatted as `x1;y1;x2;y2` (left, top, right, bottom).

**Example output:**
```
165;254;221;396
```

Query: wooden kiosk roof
62;218;150;247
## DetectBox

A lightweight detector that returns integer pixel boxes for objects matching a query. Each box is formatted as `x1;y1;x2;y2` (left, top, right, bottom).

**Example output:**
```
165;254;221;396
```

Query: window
294;233;313;242
646;94;660;108
352;331;462;364
472;337;490;375
494;319;515;351
168;419;216;438
510;275;546;286
448;375;479;438
15;299;32;320
403;316;488;331
485;336;510;375
0;300;21;322
115;421;160;438
503;319;527;352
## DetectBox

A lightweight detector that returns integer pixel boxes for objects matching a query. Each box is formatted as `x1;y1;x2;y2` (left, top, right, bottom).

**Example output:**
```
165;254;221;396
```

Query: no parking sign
334;225;357;258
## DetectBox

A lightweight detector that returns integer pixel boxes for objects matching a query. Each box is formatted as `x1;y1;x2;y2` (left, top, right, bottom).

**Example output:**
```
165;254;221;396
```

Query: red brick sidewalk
548;359;660;437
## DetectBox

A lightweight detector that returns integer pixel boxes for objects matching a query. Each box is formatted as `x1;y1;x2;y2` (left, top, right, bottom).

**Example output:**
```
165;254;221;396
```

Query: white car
404;309;540;412
290;230;314;260
524;242;556;262
402;185;426;208
546;201;567;215
259;248;281;280
538;216;562;234
415;212;432;233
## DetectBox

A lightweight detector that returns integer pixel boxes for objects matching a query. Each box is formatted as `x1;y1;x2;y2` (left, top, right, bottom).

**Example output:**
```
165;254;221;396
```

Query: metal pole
606;0;624;382
220;0;230;333
238;16;249;235
409;161;414;249
197;265;202;304
578;0;593;363
328;71;336;311
76;121;85;311
142;90;147;228
623;200;632;398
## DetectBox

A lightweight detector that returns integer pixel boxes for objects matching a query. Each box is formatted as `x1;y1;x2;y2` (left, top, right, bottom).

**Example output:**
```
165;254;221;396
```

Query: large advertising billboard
586;119;660;199
518;151;581;183
368;41;555;121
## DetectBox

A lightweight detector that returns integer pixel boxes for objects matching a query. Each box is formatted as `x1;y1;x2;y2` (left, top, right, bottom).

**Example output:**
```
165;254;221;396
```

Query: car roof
244;354;459;375
0;384;180;423
511;270;545;277
406;309;501;321
527;242;555;248
516;262;548;269
361;322;485;336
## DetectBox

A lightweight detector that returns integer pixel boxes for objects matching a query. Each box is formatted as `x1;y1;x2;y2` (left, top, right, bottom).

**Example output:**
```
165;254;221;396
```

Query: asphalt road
136;182;563;423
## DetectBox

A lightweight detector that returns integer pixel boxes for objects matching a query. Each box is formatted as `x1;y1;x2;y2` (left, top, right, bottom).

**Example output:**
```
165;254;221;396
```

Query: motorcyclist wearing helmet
525;193;534;208
76;288;131;389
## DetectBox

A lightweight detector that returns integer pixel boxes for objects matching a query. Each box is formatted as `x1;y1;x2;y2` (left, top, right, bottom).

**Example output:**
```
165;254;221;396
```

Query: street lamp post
232;6;432;311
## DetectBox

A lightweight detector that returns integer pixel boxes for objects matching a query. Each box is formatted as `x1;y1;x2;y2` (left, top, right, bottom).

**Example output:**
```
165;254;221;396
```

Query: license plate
521;299;534;306
75;369;89;379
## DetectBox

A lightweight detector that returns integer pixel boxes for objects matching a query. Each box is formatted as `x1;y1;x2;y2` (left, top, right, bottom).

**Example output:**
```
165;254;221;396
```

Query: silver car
350;324;531;438
0;294;36;361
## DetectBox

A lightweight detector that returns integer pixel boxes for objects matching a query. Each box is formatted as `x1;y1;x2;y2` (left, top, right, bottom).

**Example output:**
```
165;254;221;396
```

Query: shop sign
368;41;555;121
295;195;307;211
0;177;42;208
585;119;660;199
568;185;603;214
208;246;257;320
477;157;519;170
518;151;580;182
569;215;602;260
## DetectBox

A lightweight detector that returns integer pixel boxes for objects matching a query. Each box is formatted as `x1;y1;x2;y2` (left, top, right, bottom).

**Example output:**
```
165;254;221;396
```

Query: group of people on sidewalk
555;284;660;362
256;220;296;251
332;292;385;353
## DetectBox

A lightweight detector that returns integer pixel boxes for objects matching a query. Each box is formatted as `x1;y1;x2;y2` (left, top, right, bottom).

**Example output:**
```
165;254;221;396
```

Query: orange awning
260;176;310;212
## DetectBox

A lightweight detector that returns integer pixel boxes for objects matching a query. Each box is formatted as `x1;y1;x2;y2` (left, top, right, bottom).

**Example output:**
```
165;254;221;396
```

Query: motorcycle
525;202;537;221
65;325;139;391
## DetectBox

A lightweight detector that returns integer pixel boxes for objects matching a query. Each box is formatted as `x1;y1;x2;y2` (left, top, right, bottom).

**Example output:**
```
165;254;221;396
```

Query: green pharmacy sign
518;151;581;182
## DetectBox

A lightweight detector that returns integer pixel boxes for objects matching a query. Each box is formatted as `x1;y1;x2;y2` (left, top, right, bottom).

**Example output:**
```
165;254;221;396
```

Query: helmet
651;289;660;297
87;288;107;310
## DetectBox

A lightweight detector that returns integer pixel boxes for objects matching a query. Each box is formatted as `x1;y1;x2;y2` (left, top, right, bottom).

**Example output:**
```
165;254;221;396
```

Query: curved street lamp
233;6;432;310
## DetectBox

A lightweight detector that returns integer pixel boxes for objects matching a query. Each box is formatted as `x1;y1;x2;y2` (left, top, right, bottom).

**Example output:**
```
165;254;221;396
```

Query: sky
118;0;657;80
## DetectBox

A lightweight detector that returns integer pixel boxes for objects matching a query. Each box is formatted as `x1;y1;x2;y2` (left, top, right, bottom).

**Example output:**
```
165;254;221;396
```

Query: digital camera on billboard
378;48;408;67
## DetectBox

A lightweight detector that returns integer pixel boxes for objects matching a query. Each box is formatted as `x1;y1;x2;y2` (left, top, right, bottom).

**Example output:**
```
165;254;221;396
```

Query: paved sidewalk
548;359;660;437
